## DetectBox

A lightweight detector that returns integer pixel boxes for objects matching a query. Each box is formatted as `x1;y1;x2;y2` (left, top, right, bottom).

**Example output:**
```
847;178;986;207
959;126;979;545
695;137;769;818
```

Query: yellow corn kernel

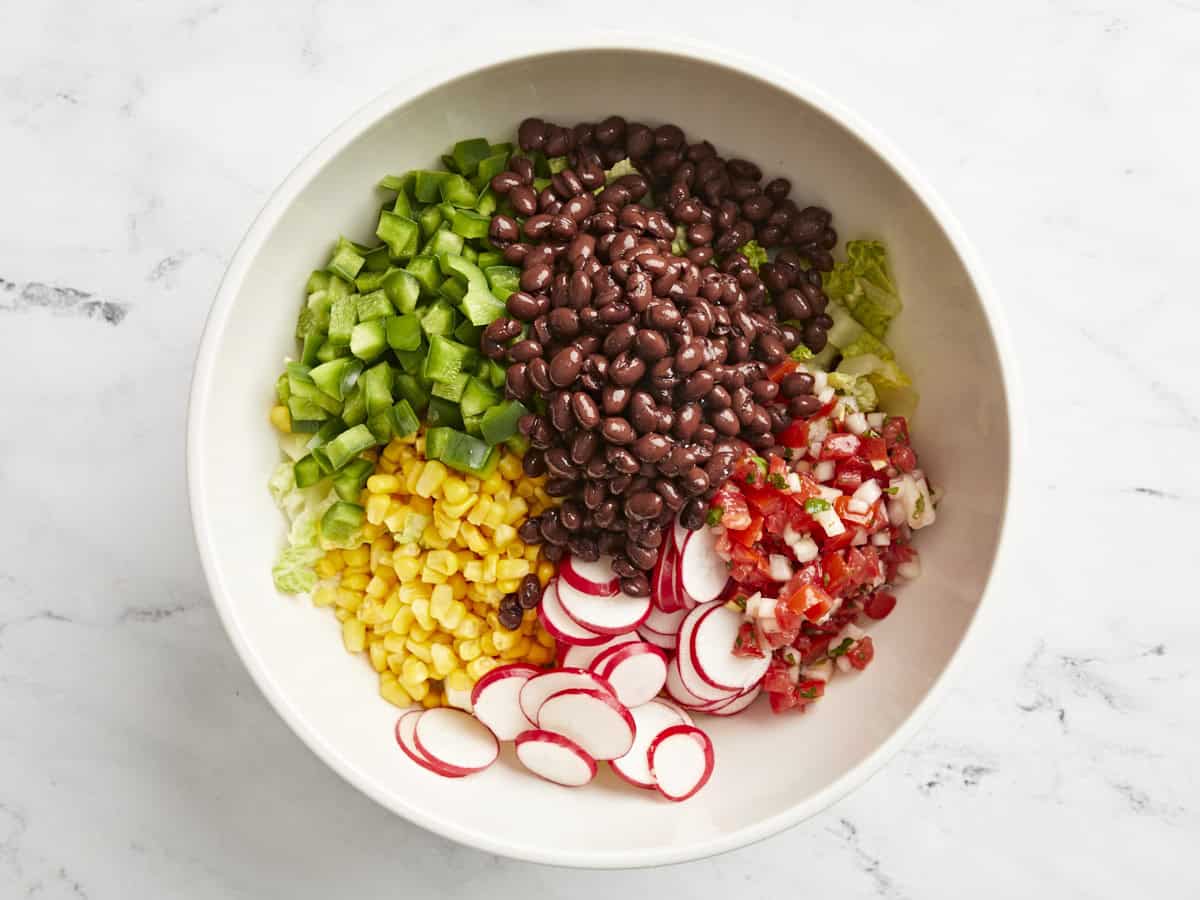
365;493;390;525
430;643;457;678
409;495;433;516
393;557;421;582
524;544;540;563
462;560;485;584
492;487;512;506
335;589;363;612
480;632;497;656
387;653;407;675
269;404;292;433
492;523;517;550
405;640;433;663
392;540;420;559
342;545;370;568
379;675;414;708
426;550;458;577
441;477;470;505
497;559;531;581
482;554;499;583
526;643;552;665
420;566;447;586
491;629;518;652
399;582;431;605
421;689;443;709
466;496;491;526
362;521;385;541
368;640;387;672
446;668;473;693
383;632;408;654
454;614;484;640
438;496;476;519
402;460;423;494
334;607;351;622
498;452;523;481
391;605;415;635
483;501;506;529
341;571;370;592
447;573;469;602
536;627;556;649
379;591;401;621
411;595;435;631
342;618;366;654
501;636;533;660
537;561;555;587
367;473;401;494
481;474;504;495
364;575;388;601
456;522;486;555
429;583;453;622
441;600;467;631
481;584;506;606
376;458;397;475
382;440;407;462
515;480;535;499
466;656;499;680
415;460;447;498
408;623;431;643
420;524;451;550
406;680;430;702
401;655;429;685
496;578;520;594
314;557;340;579
435;517;461;542
457;639;482;661
503;496;529;525
311;585;338;608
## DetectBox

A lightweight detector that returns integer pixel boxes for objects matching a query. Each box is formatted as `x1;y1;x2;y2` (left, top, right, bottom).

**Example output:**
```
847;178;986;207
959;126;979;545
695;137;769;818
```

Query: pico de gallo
711;362;938;714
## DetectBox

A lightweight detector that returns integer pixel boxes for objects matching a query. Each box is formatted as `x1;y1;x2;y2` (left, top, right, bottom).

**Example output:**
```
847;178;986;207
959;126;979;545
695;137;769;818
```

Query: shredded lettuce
547;156;569;174
671;225;689;257
837;353;910;391
790;344;814;362
272;545;324;594
737;240;768;271
823;240;901;339
268;460;359;593
604;158;638;183
827;372;879;412
839;331;894;361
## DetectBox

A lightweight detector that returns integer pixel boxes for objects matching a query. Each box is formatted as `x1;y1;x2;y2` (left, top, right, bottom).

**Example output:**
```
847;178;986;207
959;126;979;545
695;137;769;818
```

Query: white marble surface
2;0;1197;896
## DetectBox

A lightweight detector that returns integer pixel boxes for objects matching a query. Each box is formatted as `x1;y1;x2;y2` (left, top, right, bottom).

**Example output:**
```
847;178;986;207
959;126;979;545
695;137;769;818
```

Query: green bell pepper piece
453;319;483;348
420;301;458;338
332;457;374;502
327;237;365;282
428;428;498;477
413;170;449;203
480;400;528;445
306;270;332;294
382;269;421;313
286;396;326;432
460;376;501;419
431;372;470;403
451;209;491;240
325;274;352;301
441;253;506;326
321;501;365;544
405;256;443;296
309;357;363;400
440;173;478;208
293;454;324;489
350;319;388;361
389;399;420;438
385;314;422;352
417;204;443;239
356;290;394;321
476;152;509;185
328;296;357;347
377;212;419;260
340;384;366;426
484;265;521;302
300;331;323;366
360;362;393;417
394;348;426;376
315;339;347;363
439;276;468;305
423;334;475;384
361;245;391;273
425;397;463;430
393;373;429;415
452;138;492;177
422;228;465;259
286;363;341;414
324;424;377;471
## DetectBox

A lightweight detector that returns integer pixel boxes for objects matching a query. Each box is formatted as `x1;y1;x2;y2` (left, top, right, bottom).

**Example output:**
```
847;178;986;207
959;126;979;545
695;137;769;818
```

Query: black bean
510;184;538;217
602;417;636;445
547;307;581;340
789;394;823;417
632;432;670;463
625;541;658;570
680;369;715;401
570;431;601;468
518;573;542;610
601;385;630;415
607;446;640;474
781;371;815;397
634;329;669;361
803;322;829;352
620;574;651;596
608;352;646;387
549;346;584;387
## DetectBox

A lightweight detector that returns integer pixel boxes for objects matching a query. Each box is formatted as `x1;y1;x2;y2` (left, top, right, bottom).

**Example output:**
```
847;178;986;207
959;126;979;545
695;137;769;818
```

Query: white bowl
188;42;1018;868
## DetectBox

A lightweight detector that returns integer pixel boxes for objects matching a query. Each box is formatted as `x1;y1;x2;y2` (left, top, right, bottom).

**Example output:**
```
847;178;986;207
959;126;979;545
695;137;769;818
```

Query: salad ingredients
412;707;501;776
535;688;637;761
591;641;669;708
514;730;598;787
469;662;539;740
610;699;689;789
647;725;716;802
517;667;616;725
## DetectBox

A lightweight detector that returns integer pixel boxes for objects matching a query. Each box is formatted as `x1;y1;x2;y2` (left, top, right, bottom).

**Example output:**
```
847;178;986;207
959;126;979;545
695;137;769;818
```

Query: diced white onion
782;524;801;546
818;386;835;405
853;479;883;506
847;498;871;515
745;592;764;618
898;558;922;580
812;371;828;393
836;656;854;674
867;412;886;430
818;485;842;502
786;472;803;493
768;554;793;582
808;418;830;443
844;623;867;641
814;460;836;483
814;508;845;537
851;529;868;546
794;460;812;473
759;616;780;634
803;659;834;682
870;531;891;546
792;535;819;563
845;412;869;435
757;597;778;621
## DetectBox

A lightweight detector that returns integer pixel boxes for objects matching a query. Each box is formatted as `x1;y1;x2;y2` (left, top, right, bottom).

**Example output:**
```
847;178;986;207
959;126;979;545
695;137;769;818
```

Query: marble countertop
2;1;1196;896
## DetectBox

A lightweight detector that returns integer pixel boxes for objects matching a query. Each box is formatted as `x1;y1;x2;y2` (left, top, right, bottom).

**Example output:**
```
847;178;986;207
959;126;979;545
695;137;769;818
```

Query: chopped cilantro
804;497;831;513
914;494;926;517
799;686;821;699
768;473;788;490
706;506;724;526
827;637;855;658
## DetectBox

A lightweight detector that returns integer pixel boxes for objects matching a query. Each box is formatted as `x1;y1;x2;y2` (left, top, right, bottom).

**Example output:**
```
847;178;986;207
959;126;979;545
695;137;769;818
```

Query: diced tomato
864;591;897;620
777;419;810;448
846;636;875;670
824;551;852;595
731;455;761;485
834;457;875;492
800;584;835;622
820;527;856;553
882;544;918;581
794;633;834;665
861;436;888;469
847;546;883;587
789;473;822;502
820;433;861;460
742;484;786;518
712;486;751;530
732;621;764;657
762;661;794;695
891;445;918;472
768;686;801;713
882;416;910;448
766;359;799;383
796;679;826;702
728;512;764;548
768;455;788;478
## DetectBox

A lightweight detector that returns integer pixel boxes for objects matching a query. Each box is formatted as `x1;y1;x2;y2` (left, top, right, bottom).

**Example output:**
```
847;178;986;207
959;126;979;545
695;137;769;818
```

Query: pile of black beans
482;117;831;597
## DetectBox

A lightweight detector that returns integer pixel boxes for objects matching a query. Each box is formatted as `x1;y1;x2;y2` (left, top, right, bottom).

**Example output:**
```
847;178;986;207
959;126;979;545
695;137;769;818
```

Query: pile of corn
310;431;557;711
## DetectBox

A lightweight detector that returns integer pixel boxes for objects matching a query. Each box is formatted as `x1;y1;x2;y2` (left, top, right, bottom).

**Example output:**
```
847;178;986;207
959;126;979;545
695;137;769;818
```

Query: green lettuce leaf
272;544;324;594
604;158;638;183
671;225;689;257
737;240;768;271
827;372;879;412
823;240;901;339
836;352;911;390
789;344;814;362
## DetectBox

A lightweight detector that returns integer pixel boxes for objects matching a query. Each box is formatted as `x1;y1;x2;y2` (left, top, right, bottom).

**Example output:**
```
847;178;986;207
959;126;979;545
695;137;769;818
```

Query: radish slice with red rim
665;654;732;710
538;580;610;647
636;625;677;651
677;603;740;703
673;517;691;554
469;663;539;740
413;707;499;776
648;724;715;801
651;538;685;613
645;604;687;635
557;577;651;636
655;696;697;727
678;526;729;606
514;730;597;787
536;688;636;761
609;700;688;789
560;555;619;597
705;685;762;717
561;635;638;671
395;710;464;778
593;642;669;708
689;602;771;692
518;667;616;725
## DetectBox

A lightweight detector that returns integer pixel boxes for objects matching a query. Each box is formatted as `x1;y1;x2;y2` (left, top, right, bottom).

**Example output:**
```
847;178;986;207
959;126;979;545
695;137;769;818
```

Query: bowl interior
190;48;1011;867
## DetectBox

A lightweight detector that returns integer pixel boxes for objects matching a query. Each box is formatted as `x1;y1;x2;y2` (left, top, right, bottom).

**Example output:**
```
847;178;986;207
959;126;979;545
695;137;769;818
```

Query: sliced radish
610;700;688;789
655;696;696;727
665;654;733;710
645;604;687;635
652;538;686;613
536;688;636;761
518;667;616;725
636;625;677;651
673;517;691;553
593;642;669;708
678;526;729;606
561;635;638;671
689;602;771;692
705;685;762;717
469;663;539;740
676;603;741;703
514;730;597;787
557;577;651;636
560;555;619;597
412;707;499;776
648;725;715;801
539;580;610;646
395;710;464;778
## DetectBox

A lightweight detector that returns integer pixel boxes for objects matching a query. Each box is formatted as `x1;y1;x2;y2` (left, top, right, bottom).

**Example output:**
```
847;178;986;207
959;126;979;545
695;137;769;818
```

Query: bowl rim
187;37;1022;869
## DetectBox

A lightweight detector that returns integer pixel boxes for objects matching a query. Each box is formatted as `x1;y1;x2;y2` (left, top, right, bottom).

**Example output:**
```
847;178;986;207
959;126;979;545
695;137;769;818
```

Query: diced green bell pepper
287;396;326;432
484;265;521;301
394;373;429;416
328;237;365;282
350;320;387;361
325;274;352;301
286;363;341;415
324;424;376;470
420;301;458;338
315;339;347;363
382;269;421;313
361;245;391;273
426;427;498;477
405;256;443;296
418;205;443;240
328;296;357;347
385;314;422;352
389;399;420;437
439;276;468;305
377;211;419;260
453;320;483;348
309;356;363;400
305;417;346;452
476;251;504;270
340;384;366;426
440;173;479;208
451;138;492;177
450;209;491;239
332;457;374;502
425;396;463;429
431;372;470;403
300;331;323;366
413;170;449;203
478;358;507;389
474;188;498;217
354;269;389;293
422;228;464;259
321;501;365;544
423;334;476;384
356;289;394;321
293;454;324;489
476;152;509;185
360;362;393;417
460;376;501;419
307;270;332;294
480;399;528;445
